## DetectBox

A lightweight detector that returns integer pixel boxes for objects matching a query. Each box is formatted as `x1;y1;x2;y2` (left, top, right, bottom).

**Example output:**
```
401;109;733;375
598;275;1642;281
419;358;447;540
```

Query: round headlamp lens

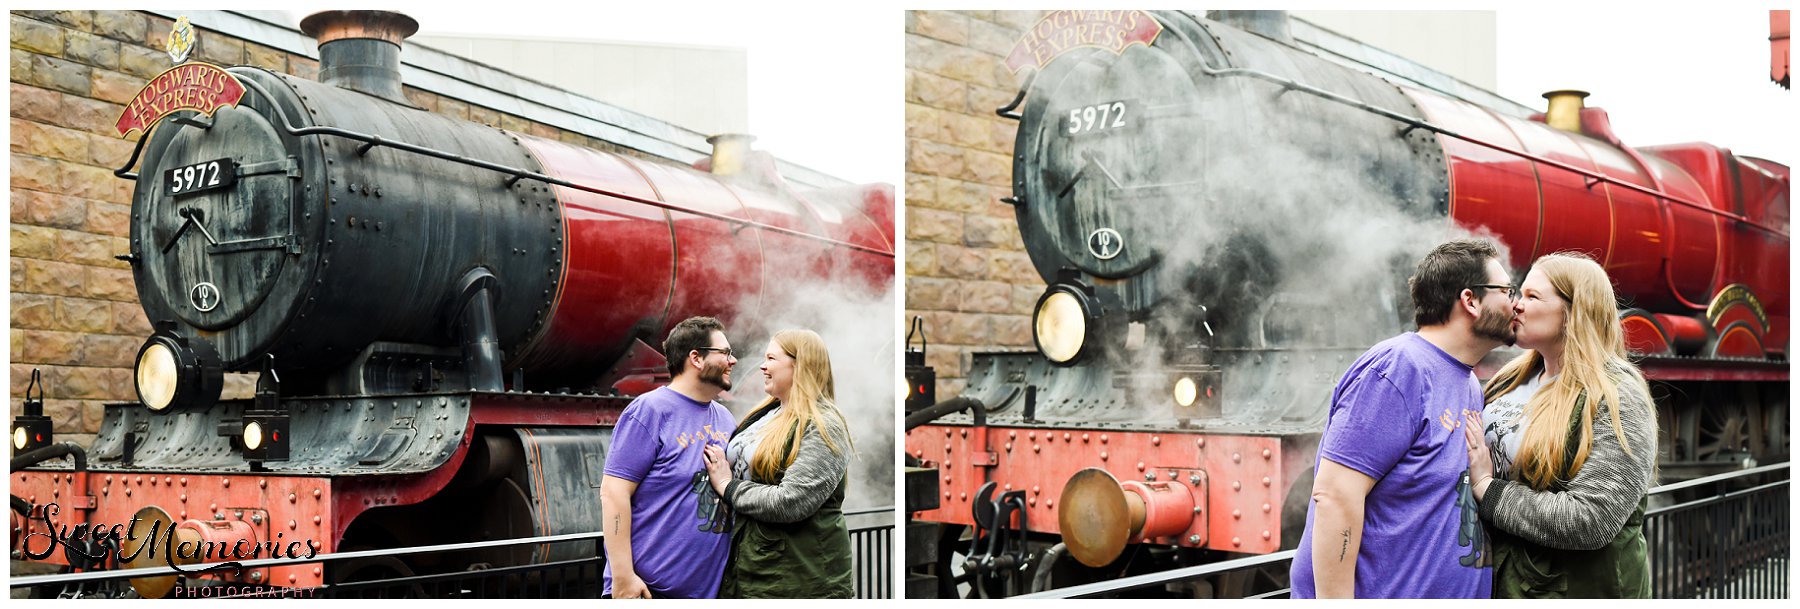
1035;290;1088;364
136;342;180;411
1174;377;1198;407
243;421;263;451
12;426;26;450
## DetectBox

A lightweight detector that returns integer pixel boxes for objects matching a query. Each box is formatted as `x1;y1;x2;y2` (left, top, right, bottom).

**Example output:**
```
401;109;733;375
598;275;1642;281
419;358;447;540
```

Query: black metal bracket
995;71;1036;120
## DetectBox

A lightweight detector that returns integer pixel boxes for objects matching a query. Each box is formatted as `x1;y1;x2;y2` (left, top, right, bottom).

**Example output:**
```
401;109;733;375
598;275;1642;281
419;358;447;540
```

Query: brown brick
88;67;141;105
905;240;937;276
942;312;991;344
64;30;120;70
12;294;58;329
402;87;438;111
92;11;148;44
195;35;245;65
59;162;119;203
528;123;559;139
13;329;83;365
905;103;940;141
969;15;1021;54
469;105;501;127
87;201;130;237
437;97;471;121
112;302;151;335
245;43;285;71
11;15;65;55
88;132;135;168
994;11;1044;32
12;153;59;193
910;35;990;84
937;243;988;279
935;179;998;214
117;43;167;80
55;230;114;266
20;51;94;96
962;281;1014;313
30;190;93;231
11;259;25;290
45;398;84;433
965;149;1011;185
46;366;116;401
906;276;959;310
81;401;107;434
12;118;89;163
27;11;94;32
967;215;1022;250
904;172;935;207
78;334;138;368
90;266;136;301
1012;285;1042;315
11;225;58;259
10;83;62;123
287;55;319;80
993;314;1031;345
968;85;1018;118
142;15;173;47
907;70;966;112
500;113;530;134
907;206;962;244
21;259;86;297
939;112;995;151
914;11;969;45
989;250;1039;284
907;138;965;179
57;297;114;333
989;119;1018;154
61;95;123;136
9;364;32;399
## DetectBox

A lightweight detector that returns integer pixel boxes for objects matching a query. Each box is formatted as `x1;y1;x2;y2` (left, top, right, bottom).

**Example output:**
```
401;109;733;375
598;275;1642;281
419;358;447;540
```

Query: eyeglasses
695;347;735;358
1468;284;1518;302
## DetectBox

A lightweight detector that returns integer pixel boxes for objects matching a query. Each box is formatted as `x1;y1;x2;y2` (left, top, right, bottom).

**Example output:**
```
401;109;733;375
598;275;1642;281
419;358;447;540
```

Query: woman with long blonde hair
702;329;855;598
1461;252;1657;598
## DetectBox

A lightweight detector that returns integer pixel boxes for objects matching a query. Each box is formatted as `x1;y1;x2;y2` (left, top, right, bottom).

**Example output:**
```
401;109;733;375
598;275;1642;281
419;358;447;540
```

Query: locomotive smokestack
1208;10;1293;44
707;133;757;177
300;10;419;103
1542;89;1590;134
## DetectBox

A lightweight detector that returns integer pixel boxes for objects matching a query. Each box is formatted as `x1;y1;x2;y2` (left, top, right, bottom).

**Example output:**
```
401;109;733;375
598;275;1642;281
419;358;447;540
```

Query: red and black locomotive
11;11;893;596
904;10;1786;597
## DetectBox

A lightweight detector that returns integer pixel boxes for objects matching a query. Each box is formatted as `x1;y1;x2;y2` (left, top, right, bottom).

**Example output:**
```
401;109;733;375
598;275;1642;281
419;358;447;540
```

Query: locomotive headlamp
1034;282;1099;366
1173;376;1198;408
242;356;289;463
13;369;53;451
243;420;264;451
134;325;223;412
905;317;937;413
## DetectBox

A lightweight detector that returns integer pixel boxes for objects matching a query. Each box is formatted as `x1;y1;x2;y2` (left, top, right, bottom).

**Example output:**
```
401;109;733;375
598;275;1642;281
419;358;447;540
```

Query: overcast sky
279;6;1787;186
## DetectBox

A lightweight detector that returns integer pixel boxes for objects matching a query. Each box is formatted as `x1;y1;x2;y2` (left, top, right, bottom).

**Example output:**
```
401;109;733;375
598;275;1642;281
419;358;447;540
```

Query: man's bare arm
600;475;650;598
1309;457;1377;598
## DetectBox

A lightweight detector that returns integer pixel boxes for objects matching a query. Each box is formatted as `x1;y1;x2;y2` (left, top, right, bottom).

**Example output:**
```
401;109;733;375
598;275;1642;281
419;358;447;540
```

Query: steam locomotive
11;11;893;596
904;10;1786;597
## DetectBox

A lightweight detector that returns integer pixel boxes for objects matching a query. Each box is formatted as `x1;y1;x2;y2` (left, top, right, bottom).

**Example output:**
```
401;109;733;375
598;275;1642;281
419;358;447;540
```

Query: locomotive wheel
1694;393;1751;464
329;551;426;598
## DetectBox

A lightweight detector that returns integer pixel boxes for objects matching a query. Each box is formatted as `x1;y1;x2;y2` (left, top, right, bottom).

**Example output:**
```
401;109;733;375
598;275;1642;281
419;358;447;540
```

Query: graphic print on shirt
689;468;731;533
1454;469;1490;567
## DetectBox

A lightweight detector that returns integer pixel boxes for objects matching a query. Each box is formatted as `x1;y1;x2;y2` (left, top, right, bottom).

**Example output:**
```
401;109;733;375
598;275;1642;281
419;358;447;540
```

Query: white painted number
1065;101;1129;135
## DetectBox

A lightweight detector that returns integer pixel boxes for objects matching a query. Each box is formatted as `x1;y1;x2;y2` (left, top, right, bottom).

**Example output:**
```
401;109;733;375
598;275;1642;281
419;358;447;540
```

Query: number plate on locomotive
1062;100;1131;136
166;158;236;197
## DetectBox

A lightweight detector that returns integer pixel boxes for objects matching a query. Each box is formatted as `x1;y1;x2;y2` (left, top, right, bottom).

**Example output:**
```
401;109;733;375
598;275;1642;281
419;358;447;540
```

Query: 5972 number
1065;101;1128;135
166;158;237;197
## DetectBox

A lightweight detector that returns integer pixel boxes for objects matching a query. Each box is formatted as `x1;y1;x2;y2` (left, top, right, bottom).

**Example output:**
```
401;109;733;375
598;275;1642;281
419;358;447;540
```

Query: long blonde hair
745;329;853;481
1482;253;1654;491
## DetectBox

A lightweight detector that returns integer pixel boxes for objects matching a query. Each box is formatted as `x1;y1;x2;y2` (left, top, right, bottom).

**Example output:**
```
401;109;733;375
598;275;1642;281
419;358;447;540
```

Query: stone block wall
9;10;667;446
904;10;1044;397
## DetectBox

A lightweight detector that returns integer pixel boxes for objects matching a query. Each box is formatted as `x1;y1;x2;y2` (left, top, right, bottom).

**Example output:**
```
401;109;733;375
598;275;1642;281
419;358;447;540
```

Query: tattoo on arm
612;514;620;534
1339;529;1351;561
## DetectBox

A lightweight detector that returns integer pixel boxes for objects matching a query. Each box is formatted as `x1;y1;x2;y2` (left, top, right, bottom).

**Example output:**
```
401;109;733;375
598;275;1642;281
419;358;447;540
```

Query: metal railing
10;506;893;599
1017;464;1788;599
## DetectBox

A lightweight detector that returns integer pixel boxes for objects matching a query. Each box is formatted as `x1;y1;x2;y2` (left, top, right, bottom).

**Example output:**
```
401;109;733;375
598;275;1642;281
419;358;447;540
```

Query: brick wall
9;10;665;445
904;10;1044;397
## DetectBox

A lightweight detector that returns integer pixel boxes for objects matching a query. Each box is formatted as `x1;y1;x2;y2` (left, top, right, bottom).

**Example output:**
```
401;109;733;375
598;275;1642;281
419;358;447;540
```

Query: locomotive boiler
11;11;893;596
904;10;1786;597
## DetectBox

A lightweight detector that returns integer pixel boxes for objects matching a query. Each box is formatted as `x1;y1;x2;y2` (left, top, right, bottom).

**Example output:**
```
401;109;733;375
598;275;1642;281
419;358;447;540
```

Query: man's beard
699;360;732;390
1472;303;1516;346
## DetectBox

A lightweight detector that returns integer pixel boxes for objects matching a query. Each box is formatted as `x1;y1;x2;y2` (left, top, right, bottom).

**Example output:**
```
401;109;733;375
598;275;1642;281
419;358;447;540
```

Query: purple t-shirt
602;386;735;598
1291;333;1492;598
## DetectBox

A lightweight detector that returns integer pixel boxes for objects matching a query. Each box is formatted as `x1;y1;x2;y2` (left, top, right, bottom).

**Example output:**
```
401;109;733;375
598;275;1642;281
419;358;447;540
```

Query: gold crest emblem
166;16;195;64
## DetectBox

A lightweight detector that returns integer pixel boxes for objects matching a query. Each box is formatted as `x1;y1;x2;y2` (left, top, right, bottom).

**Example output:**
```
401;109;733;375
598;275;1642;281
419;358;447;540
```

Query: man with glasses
601;316;739;598
1292;239;1516;598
